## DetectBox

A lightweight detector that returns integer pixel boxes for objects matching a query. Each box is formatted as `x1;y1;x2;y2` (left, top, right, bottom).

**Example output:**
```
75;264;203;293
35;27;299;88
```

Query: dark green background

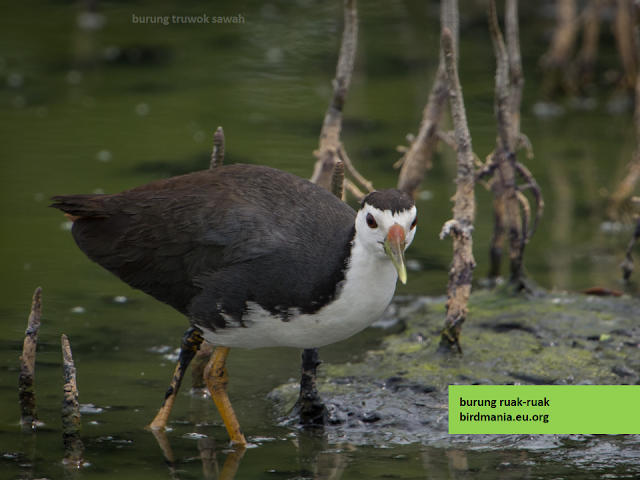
0;0;636;478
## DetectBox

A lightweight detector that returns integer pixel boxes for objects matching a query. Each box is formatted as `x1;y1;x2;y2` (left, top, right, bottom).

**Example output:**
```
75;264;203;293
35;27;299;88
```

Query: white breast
200;238;398;349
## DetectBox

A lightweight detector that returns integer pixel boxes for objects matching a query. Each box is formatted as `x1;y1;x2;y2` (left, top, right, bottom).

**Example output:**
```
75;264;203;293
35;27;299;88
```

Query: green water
1;1;638;478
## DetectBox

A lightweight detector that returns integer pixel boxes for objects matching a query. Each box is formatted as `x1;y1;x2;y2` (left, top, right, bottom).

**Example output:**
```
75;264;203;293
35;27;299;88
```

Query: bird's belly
200;262;398;349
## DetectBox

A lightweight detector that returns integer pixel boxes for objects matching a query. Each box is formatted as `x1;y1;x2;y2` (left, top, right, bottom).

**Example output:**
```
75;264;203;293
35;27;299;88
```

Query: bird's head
355;189;417;284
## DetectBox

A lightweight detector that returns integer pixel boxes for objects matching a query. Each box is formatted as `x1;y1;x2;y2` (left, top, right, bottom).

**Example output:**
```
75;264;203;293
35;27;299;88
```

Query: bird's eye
366;213;378;229
411;216;417;230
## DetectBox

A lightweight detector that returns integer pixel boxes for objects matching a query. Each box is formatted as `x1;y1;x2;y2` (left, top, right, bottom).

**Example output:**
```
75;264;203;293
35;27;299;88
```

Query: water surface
1;1;638;478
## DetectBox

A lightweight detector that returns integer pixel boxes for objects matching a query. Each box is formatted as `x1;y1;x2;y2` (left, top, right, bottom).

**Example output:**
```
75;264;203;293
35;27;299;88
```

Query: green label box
448;385;640;434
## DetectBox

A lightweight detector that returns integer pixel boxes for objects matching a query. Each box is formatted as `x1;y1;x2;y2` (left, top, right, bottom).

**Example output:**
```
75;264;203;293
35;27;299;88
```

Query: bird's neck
336;233;398;313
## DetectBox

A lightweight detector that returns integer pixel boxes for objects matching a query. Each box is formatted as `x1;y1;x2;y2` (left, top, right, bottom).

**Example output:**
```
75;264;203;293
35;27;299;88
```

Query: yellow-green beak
383;224;407;284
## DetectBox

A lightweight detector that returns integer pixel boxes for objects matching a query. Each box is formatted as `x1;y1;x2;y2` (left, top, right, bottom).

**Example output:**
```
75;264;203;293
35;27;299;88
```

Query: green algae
352;290;640;389
271;289;640;426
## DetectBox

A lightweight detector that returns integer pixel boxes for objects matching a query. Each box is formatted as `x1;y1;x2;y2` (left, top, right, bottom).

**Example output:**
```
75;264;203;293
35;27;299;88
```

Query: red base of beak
387;224;405;244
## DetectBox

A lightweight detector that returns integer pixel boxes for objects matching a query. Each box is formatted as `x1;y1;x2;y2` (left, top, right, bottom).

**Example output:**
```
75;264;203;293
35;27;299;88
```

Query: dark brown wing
50;164;356;330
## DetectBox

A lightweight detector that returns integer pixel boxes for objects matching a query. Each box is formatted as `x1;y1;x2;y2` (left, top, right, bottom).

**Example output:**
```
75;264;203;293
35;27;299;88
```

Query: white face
354;203;418;256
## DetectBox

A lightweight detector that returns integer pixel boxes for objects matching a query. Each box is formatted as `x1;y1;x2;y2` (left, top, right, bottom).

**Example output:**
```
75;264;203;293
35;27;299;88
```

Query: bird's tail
49;195;110;220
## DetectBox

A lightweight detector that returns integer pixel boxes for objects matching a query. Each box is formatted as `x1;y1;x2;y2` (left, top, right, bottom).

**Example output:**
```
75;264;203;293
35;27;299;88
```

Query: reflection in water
446;449;468;475
150;420;351;480
423;447;537;480
147;421;541;480
421;448;470;480
189;388;213;425
150;427;246;480
547;150;574;289
216;447;245;480
149;428;180;479
149;425;346;480
295;430;348;480
18;431;36;480
197;436;219;480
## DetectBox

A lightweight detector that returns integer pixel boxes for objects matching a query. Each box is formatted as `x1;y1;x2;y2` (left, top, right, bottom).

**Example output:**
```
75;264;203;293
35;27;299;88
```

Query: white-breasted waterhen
50;163;417;445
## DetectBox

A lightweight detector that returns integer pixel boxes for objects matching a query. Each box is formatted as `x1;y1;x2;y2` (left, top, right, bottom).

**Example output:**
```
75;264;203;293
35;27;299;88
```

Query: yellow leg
148;362;180;430
204;347;247;445
149;328;204;430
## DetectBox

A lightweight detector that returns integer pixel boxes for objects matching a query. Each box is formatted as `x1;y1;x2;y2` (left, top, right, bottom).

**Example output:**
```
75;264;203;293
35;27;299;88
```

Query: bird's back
51;164;356;333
